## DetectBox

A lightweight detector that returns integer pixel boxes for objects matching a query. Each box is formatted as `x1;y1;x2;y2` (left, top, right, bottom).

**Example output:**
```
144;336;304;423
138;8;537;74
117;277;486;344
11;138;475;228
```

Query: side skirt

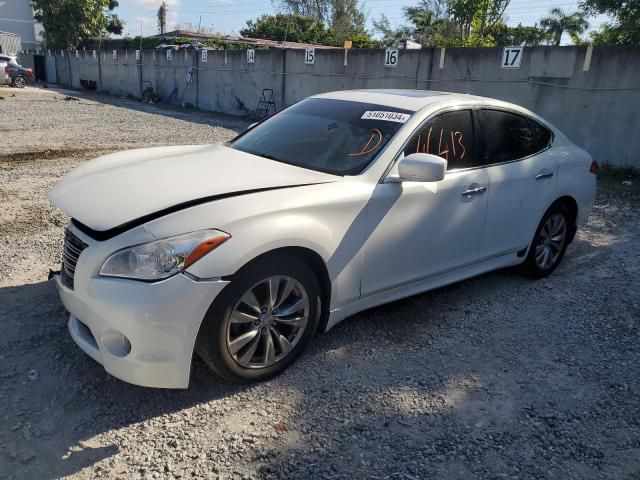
325;252;522;331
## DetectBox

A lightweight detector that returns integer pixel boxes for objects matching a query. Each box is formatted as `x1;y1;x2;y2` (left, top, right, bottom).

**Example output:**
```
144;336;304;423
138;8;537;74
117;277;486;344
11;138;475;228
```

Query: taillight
3;66;8;75
590;160;599;174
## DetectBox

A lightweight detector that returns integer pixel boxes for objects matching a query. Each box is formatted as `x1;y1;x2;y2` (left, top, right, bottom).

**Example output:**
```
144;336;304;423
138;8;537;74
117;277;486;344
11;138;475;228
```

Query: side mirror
397;153;447;182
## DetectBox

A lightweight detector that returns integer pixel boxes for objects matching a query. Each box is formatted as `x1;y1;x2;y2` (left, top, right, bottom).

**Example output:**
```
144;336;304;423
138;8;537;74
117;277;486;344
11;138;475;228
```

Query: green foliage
331;0;367;44
276;0;369;43
582;0;640;45
32;0;124;49
241;12;377;47
491;22;549;46
349;32;381;48
539;8;589;46
374;0;513;48
241;13;334;44
278;0;332;24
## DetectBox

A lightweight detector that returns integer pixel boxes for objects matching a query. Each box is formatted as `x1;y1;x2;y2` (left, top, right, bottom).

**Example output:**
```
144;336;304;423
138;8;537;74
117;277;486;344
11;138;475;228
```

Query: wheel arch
551;195;579;243
223;246;332;333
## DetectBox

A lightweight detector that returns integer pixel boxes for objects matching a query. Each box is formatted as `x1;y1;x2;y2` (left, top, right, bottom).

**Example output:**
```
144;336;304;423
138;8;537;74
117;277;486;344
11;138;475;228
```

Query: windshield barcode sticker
361;111;411;123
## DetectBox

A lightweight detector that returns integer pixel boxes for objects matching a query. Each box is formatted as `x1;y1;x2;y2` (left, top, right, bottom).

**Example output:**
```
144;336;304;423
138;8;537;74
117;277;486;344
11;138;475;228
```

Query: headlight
99;230;230;281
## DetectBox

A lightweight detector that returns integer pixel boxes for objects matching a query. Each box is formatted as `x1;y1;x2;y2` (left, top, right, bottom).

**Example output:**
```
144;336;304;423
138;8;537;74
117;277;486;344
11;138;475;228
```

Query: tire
12;76;26;88
195;253;321;383
524;202;571;279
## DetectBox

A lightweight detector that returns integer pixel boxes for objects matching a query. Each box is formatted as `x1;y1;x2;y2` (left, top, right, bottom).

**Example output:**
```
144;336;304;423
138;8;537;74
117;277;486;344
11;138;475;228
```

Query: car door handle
535;170;554;180
461;186;488;197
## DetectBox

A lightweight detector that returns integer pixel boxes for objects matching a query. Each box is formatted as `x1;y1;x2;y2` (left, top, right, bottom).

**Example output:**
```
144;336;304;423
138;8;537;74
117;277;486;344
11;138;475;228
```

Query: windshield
230;98;412;175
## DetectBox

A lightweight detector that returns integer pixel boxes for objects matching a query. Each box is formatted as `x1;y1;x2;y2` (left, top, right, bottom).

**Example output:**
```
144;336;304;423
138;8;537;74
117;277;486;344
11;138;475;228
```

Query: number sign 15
305;48;315;65
247;49;255;64
385;48;398;68
502;47;523;69
201;49;208;62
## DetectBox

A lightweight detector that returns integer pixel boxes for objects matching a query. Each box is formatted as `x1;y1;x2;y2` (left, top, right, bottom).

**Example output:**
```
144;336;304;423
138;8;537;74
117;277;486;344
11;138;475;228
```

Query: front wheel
12;76;26;88
195;254;321;383
524;203;571;279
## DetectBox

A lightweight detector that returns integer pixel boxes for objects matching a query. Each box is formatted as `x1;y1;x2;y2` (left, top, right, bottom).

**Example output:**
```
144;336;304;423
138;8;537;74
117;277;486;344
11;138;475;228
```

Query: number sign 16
502;47;523;69
305;48;315;65
247;49;255;64
385;48;398;67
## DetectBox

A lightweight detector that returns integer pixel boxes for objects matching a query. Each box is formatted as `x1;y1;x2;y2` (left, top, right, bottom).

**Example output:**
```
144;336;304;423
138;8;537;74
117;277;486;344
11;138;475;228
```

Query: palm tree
540;8;589;46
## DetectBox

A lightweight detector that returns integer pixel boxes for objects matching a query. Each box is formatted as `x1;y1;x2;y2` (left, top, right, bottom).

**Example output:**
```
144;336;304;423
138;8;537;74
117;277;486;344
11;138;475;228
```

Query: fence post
138;49;143;98
195;49;200;110
66;50;71;88
280;49;287;110
97;49;102;92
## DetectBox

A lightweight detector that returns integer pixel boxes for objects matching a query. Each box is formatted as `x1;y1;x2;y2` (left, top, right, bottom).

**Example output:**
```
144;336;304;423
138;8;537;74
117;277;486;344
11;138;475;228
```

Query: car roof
312;89;494;112
315;88;542;112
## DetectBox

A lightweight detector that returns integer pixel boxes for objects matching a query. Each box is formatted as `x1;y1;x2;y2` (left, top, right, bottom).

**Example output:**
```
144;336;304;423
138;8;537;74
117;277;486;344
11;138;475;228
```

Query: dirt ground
1;86;639;480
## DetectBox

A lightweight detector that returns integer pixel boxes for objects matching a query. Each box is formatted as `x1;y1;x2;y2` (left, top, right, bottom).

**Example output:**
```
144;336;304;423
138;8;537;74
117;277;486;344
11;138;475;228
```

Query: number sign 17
385;48;398;68
502;47;523;69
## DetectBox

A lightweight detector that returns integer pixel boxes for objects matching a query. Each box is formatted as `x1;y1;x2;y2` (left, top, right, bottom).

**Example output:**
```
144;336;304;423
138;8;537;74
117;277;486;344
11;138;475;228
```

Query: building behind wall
0;1;42;51
0;31;21;54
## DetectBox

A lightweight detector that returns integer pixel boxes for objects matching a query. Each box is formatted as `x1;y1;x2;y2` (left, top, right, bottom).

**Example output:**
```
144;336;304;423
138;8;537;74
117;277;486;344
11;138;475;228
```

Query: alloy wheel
226;275;309;369
535;213;566;270
13;77;26;88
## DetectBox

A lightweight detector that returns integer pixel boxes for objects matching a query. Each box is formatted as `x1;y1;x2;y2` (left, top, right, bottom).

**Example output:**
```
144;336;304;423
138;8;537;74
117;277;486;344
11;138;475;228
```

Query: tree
491;22;549;46
448;0;511;44
32;0;124;49
276;0;331;24
374;0;513;48
331;0;367;43
276;0;368;41
372;14;415;47
539;8;589;46
241;13;334;44
581;0;640;45
158;1;167;35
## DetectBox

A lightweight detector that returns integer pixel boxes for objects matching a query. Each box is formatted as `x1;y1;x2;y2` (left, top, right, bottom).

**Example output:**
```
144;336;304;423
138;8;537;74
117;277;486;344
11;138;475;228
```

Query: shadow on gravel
2;221;635;479
0;280;253;480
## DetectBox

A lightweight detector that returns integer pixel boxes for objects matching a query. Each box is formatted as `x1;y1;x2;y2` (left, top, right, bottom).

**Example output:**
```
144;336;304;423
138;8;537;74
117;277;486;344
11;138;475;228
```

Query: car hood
48;144;337;233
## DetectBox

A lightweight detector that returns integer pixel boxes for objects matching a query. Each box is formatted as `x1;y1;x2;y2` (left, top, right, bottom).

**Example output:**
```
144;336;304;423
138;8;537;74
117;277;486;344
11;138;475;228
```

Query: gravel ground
1;86;639;480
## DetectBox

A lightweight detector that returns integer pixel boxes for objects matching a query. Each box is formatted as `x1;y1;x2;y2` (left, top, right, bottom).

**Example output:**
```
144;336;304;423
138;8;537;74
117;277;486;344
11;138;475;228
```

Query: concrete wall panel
53;46;640;167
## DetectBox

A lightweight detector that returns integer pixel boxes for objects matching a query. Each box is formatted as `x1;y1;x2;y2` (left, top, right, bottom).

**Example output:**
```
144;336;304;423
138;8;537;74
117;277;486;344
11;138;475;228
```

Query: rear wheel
524;203;571;278
12;76;26;88
195;254;321;383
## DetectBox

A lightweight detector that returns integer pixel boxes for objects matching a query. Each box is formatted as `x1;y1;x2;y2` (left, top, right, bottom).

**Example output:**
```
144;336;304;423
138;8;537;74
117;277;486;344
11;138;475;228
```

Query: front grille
61;228;88;289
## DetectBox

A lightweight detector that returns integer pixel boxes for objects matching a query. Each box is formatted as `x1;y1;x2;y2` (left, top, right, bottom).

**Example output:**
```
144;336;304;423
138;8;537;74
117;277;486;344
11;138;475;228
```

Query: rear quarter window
529;119;553;152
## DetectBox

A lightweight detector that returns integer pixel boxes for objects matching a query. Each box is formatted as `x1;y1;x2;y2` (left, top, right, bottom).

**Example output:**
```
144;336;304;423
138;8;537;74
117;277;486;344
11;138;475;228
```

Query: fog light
101;330;132;358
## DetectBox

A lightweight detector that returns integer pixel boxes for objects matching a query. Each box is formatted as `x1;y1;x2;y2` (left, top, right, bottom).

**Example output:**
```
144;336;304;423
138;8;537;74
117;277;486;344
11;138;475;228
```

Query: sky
117;0;609;41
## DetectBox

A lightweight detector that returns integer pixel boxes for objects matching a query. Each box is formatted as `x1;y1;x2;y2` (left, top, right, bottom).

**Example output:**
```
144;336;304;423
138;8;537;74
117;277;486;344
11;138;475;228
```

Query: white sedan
48;90;597;388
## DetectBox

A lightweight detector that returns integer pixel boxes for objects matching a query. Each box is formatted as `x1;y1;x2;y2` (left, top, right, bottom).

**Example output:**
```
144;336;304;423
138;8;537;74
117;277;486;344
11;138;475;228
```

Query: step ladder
253;89;276;120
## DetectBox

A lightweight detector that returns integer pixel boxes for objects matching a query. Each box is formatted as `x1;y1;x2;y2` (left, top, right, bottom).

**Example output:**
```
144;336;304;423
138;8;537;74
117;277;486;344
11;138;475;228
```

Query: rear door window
404;110;475;171
478;110;536;166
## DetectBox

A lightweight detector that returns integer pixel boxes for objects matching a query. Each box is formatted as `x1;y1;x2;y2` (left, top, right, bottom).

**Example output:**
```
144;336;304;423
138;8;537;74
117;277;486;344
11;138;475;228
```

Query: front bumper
54;272;228;388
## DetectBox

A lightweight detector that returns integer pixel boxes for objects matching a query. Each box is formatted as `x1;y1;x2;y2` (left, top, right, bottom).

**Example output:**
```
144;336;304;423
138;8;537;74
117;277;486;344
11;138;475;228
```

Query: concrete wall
53;46;640;167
